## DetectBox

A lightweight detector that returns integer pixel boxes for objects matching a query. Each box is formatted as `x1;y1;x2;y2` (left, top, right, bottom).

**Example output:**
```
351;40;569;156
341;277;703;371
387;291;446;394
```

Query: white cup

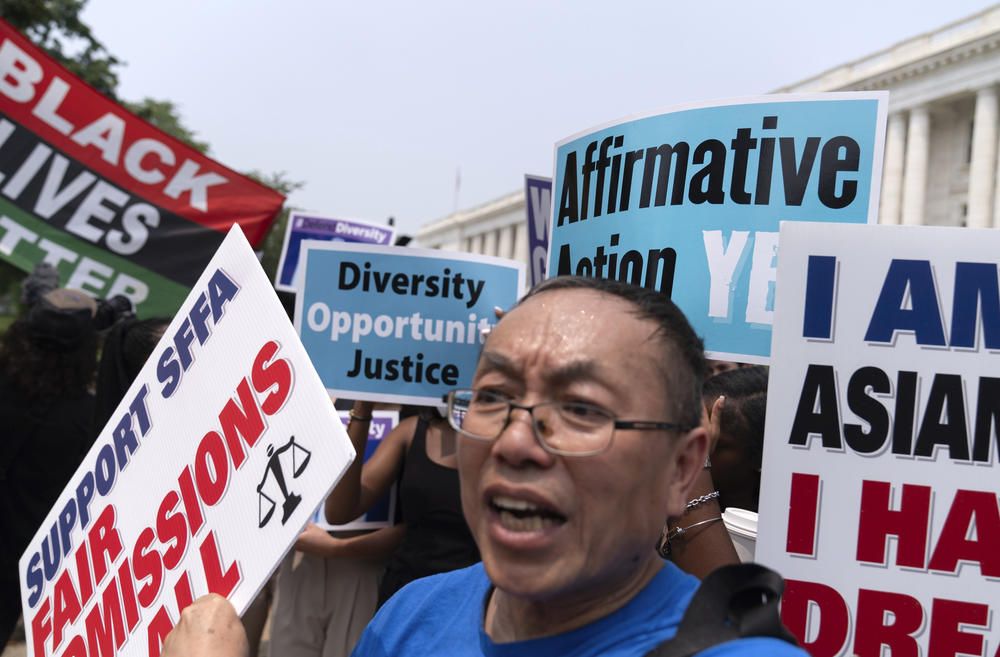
722;507;758;562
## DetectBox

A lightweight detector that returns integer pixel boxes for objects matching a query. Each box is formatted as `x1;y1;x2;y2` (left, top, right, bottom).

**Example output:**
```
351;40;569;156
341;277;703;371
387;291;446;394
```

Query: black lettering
779;137;820;206
789;364;841;448
640;143;689;208
972;377;1000;462
818;136;860;209
844;366;890;454
729;128;757;204
914;374;968;460
688;139;726;204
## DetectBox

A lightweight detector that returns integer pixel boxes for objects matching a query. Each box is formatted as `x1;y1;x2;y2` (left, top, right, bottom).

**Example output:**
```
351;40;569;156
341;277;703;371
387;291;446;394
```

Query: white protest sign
19;226;355;657
757;222;1000;657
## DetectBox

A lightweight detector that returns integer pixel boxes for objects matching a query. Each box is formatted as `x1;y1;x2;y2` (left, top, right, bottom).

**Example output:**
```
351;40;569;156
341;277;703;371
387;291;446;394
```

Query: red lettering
177;465;204;537
786;472;820;555
155;490;188;570
73;541;93;609
117;558;141;632
928;598;988;657
199;530;241;597
30;598;51;657
132;527;163;609
61;635;87;657
145;606;173;657
853;589;922;657
87;505;123;585
84;576;127;657
252;340;293;416
856;480;930;568
173;571;194;612
218;378;265;469
194;430;229;506
781;579;849;657
51;568;82;651
927;489;1000;576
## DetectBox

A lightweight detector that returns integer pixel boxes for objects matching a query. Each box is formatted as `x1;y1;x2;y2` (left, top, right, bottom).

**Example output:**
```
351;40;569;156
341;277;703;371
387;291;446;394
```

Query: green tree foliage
248;171;306;281
122;98;210;154
1;0;120;98
0;0;210;151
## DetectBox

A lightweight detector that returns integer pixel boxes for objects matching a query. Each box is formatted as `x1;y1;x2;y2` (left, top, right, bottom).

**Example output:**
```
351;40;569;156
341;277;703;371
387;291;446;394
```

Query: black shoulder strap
644;563;798;657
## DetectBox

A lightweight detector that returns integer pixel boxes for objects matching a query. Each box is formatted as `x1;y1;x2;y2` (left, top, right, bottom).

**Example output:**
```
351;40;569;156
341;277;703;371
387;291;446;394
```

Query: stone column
483;229;498;257
513;223;528;268
900;106;930;226
968;87;999;228
499;225;515;259
879;112;907;225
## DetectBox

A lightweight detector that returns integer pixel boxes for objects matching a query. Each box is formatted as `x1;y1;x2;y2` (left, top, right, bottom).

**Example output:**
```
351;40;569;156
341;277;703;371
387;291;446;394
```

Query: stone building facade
417;4;1000;261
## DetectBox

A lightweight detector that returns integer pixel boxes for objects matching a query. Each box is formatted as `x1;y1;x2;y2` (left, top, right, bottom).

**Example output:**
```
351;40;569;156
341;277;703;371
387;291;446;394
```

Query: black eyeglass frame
442;389;695;457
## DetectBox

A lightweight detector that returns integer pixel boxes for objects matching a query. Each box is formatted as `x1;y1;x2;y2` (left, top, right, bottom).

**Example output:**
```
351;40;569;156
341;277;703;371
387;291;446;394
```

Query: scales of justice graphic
257;435;312;528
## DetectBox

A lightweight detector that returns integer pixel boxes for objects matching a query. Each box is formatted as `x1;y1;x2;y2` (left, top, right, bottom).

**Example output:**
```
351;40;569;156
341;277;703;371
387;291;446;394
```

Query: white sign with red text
757;222;1000;657
18;227;354;657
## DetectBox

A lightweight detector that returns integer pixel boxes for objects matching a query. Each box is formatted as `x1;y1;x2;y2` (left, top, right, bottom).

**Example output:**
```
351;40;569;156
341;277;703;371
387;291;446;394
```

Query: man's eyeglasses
442;388;694;457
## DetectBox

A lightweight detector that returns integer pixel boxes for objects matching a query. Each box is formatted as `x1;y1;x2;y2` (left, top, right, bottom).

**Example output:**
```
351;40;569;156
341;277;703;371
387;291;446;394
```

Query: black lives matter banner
0;19;284;316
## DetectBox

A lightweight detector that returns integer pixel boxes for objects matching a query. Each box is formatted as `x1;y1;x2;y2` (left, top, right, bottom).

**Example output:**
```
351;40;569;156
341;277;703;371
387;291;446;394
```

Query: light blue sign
548;93;887;362
296;242;525;405
275;212;395;292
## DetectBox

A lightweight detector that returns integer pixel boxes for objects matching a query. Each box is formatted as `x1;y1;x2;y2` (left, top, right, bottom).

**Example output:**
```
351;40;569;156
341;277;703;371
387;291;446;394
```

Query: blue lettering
208;268;240;321
75;472;95;529
950;262;1000;350
864;259;946;346
25;552;43;607
157;347;181;398
803;255;837;339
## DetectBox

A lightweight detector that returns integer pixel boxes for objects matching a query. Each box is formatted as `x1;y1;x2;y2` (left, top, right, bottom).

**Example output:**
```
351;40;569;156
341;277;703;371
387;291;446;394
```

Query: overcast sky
80;0;999;237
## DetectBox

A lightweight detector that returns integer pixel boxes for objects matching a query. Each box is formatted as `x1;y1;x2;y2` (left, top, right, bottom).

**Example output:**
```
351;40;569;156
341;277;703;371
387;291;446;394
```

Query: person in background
324;403;480;607
270;522;404;657
91;316;171;438
705;358;749;379
0;287;99;650
701;366;768;513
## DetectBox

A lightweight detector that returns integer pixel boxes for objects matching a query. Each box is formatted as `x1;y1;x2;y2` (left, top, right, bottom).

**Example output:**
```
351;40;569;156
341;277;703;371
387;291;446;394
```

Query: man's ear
664;426;709;517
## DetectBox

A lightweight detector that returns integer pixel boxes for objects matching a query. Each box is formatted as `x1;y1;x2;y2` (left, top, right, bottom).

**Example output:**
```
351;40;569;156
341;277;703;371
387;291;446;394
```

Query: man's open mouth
490;495;567;532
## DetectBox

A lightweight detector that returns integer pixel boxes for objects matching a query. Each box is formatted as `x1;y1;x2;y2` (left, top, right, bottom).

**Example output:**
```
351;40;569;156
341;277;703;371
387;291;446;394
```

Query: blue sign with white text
548;93;887;362
296;243;524;406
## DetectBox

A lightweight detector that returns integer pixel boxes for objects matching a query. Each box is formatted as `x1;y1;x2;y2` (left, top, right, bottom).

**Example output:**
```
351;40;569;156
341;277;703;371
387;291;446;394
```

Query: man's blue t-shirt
351;562;806;656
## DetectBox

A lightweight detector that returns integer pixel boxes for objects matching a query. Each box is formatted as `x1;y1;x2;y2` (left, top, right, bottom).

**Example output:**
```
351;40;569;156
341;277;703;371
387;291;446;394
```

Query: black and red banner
0;19;285;316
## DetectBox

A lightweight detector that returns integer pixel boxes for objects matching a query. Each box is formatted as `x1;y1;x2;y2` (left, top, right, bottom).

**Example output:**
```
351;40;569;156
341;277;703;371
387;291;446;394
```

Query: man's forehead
479;289;666;380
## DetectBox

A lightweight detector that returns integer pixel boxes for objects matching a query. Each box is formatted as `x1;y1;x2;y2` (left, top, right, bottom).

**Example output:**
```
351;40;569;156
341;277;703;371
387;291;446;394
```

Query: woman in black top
325;401;480;606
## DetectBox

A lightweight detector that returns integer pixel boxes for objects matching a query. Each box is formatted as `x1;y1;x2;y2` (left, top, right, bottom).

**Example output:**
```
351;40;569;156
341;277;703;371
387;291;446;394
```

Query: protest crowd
3;8;1000;657
1;264;798;657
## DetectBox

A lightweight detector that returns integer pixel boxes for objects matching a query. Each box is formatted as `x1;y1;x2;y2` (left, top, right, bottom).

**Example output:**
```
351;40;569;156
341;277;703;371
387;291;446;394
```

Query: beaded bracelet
685;490;719;511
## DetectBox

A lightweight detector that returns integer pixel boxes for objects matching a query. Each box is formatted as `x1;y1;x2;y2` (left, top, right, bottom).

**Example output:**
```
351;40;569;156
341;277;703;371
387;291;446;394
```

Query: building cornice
775;4;1000;93
416;189;524;241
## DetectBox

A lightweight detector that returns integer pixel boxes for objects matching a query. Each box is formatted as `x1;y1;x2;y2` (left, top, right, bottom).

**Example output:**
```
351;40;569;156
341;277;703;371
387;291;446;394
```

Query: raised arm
324;403;414;524
294;523;406;560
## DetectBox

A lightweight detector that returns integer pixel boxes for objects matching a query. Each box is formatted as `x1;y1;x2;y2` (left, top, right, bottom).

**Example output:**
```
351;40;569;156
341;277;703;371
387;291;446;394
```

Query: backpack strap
644;563;798;657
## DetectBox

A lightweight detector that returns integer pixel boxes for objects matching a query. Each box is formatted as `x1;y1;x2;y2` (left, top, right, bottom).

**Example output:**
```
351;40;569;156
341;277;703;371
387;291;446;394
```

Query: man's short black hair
521;276;707;429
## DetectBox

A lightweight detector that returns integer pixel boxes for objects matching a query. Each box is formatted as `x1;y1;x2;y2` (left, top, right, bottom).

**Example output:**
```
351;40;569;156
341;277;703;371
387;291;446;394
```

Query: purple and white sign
275;212;396;292
525;175;552;288
310;410;399;530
